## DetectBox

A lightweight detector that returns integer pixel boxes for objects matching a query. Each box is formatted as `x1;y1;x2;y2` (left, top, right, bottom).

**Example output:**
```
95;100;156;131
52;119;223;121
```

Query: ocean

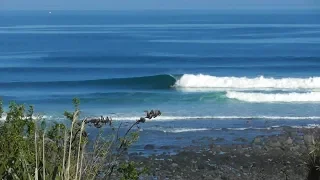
1;10;320;151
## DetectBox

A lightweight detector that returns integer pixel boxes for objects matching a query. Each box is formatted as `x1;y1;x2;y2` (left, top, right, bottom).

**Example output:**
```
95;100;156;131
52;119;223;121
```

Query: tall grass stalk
42;132;46;180
66;110;79;179
34;120;38;180
75;120;85;180
62;128;68;179
0;99;157;180
78;143;85;180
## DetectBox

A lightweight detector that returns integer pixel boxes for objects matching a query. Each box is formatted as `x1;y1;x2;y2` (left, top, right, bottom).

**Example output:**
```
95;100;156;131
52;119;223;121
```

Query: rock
171;163;178;168
203;176;214;180
283;126;298;137
268;141;281;148
252;144;261;150
290;145;300;151
236;145;244;153
198;163;205;170
278;135;287;143
286;137;293;145
304;135;314;145
234;137;248;142
159;145;172;150
130;152;139;156
214;137;225;142
144;144;155;150
295;139;305;145
252;137;262;144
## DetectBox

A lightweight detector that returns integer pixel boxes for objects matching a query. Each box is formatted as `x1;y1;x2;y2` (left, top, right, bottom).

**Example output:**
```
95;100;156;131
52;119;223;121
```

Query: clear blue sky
0;0;319;10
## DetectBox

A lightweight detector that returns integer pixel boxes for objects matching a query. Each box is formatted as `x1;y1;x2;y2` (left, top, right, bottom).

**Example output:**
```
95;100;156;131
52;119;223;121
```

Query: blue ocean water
1;11;320;148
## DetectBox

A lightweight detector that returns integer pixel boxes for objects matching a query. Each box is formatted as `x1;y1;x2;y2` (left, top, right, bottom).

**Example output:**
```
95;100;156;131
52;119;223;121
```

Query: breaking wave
226;91;320;103
161;128;211;133
174;74;320;90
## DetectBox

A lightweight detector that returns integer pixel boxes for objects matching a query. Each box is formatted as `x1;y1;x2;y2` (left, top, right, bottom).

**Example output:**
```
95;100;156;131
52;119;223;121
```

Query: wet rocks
285;137;293;145
171;163;178;168
214;137;225;142
267;140;281;148
159;145;174;150
234;137;248;142
304;135;314;145
127;127;320;180
252;137;263;145
144;144;155;150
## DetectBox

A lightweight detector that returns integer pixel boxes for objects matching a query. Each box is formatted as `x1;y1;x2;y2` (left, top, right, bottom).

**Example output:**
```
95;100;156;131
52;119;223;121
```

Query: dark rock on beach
127;127;320;180
233;137;248;142
144;144;155;150
214;137;225;142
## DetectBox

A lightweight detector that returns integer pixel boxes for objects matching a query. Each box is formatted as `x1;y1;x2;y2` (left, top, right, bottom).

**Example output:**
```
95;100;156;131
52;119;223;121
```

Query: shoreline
127;126;320;179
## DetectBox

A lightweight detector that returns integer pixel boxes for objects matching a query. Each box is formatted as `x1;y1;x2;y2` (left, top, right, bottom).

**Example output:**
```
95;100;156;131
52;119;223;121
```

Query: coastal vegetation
0;98;159;180
1;97;320;179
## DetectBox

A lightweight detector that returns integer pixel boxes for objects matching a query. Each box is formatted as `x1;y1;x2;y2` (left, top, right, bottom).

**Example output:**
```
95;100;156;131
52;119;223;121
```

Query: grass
0;98;160;180
307;141;320;180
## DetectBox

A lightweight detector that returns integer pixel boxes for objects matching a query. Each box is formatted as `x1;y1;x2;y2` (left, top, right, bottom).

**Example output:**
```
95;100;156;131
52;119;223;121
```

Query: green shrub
0;98;159;180
307;141;320;180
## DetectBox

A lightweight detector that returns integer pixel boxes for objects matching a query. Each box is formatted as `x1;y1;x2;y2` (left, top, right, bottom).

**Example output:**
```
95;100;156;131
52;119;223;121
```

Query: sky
0;0;319;10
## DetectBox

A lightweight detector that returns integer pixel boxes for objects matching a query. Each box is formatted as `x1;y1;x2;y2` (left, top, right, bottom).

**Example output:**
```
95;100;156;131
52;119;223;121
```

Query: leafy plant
117;162;148;180
0;98;3;118
0;98;160;180
307;141;320;180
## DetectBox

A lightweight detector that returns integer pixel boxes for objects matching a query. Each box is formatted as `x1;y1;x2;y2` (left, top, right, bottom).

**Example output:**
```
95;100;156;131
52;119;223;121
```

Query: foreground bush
307;140;320;180
0;98;159;180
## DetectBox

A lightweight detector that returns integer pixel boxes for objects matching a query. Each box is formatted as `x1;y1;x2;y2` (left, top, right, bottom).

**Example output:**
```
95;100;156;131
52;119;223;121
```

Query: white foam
227;91;320;102
0;114;50;121
151;38;320;44
150;124;320;133
111;115;320;121
175;74;320;90
162;128;211;133
227;127;248;130
291;124;320;129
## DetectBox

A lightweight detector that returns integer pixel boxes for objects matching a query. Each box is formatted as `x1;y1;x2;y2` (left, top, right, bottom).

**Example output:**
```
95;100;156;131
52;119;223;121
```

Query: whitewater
175;74;320;90
172;74;320;103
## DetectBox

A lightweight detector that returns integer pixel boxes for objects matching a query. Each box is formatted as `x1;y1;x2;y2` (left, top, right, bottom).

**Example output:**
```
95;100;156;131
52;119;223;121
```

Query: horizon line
0;7;319;11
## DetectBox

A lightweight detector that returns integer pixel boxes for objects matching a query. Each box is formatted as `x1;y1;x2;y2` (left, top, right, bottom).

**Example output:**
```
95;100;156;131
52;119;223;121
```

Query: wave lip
174;74;320;90
227;91;320;103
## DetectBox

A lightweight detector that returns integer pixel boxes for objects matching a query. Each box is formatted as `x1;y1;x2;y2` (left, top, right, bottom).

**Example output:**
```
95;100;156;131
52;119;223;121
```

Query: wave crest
226;91;320;102
175;74;320;90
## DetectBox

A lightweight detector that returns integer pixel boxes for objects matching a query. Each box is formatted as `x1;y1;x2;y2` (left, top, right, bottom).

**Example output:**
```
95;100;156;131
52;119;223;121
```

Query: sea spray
175;74;320;90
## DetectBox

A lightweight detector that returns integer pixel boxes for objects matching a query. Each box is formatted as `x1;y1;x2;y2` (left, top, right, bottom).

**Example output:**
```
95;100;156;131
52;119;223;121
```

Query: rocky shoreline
128;127;320;180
